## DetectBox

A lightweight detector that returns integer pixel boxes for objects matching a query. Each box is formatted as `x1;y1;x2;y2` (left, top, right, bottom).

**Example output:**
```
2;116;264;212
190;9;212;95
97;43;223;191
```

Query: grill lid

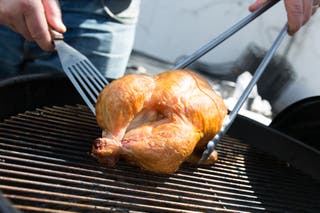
0;105;320;212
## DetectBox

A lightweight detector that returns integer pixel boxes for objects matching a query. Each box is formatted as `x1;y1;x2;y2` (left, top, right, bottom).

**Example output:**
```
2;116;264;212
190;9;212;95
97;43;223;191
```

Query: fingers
312;0;320;14
0;0;65;51
285;0;313;35
19;19;34;41
303;0;313;24
249;0;268;12
23;0;53;51
0;1;32;39
248;0;319;35
10;15;33;41
285;0;304;35
42;0;66;33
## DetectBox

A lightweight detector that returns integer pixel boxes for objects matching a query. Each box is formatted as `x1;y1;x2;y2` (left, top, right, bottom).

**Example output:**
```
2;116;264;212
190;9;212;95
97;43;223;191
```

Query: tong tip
198;140;216;164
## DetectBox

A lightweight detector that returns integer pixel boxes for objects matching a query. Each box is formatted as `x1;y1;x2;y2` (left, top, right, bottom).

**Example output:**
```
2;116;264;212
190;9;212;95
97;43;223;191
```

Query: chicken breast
92;70;227;174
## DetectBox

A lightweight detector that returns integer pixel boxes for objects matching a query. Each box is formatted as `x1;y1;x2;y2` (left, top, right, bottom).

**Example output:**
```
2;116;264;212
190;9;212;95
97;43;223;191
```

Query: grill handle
173;0;280;70
199;23;288;163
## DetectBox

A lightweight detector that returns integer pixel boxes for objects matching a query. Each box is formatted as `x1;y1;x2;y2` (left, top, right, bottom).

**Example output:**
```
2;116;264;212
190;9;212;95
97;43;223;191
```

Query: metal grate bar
0;122;310;190
1;160;315;211
0;105;319;212
0;126;318;188
0;125;316;193
36;107;97;125
14;205;77;213
1;132;311;197
0;162;260;204
0;146;262;197
1;177;238;212
20;111;98;134
0;153;260;200
0;143;316;210
0;171;264;212
1;151;257;202
0;151;316;212
2;120;96;141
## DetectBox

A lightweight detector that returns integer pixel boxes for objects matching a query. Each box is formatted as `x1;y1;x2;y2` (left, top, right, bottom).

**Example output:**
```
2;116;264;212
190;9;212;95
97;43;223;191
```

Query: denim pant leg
0;0;138;79
0;26;25;79
60;6;138;79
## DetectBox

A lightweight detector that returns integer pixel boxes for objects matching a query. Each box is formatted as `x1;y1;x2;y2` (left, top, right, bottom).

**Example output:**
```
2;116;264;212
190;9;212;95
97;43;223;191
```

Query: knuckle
303;15;310;24
0;9;10;23
290;4;304;16
0;6;4;19
288;25;299;35
39;42;52;51
30;30;46;41
20;0;34;11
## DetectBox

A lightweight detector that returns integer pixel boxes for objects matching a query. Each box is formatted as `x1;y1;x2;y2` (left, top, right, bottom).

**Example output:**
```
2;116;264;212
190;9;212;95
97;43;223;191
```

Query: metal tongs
172;0;287;163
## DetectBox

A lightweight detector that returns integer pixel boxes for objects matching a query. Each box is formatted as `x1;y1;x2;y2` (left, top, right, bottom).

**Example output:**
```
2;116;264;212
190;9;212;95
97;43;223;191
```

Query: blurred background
131;0;320;125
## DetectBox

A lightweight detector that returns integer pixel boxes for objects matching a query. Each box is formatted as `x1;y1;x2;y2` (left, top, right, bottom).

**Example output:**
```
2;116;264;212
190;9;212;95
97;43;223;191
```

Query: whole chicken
92;70;227;174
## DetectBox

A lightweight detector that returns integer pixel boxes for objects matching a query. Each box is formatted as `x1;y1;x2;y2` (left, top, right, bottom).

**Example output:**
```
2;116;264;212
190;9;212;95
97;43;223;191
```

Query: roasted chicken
92;70;227;174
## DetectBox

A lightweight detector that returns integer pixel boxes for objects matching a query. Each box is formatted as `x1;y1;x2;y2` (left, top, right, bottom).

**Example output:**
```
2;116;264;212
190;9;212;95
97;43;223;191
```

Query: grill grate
0;105;319;212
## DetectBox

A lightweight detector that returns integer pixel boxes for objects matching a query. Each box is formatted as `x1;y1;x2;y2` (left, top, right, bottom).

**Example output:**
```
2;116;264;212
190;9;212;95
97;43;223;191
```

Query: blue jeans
0;0;139;79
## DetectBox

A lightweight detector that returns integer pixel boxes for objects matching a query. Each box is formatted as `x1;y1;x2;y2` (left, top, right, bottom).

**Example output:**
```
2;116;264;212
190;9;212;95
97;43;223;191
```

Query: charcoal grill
1;73;320;212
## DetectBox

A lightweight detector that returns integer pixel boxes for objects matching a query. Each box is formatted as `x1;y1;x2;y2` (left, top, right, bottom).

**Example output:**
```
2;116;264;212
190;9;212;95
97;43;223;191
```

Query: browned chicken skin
92;70;227;174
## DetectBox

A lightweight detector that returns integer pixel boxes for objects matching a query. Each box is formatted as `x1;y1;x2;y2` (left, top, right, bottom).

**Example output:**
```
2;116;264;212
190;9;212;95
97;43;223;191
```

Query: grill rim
0;72;83;122
228;115;320;181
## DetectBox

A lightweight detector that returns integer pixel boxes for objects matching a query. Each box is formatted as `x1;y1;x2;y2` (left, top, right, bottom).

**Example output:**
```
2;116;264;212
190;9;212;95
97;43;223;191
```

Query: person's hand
0;0;66;51
249;0;320;35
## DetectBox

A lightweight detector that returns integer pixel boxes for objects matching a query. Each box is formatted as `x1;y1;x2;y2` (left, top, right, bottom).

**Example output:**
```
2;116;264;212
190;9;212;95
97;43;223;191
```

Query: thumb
42;0;66;33
249;0;268;12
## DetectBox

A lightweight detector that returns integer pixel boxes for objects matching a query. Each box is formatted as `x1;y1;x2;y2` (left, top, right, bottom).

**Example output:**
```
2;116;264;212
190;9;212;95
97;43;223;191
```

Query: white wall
134;0;320;113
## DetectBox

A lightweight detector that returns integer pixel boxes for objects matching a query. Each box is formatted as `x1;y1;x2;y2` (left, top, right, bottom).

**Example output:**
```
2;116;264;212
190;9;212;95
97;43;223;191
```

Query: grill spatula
52;32;108;115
